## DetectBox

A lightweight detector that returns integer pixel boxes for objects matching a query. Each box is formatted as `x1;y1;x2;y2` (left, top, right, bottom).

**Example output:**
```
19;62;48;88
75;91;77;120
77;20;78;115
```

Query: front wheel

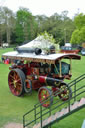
38;87;53;108
58;83;72;101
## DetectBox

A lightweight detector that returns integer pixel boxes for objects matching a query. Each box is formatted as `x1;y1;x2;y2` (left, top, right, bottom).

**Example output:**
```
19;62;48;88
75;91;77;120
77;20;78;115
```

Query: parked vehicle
81;48;85;56
2;43;9;48
2;45;81;107
82;43;85;49
60;46;79;54
77;45;82;52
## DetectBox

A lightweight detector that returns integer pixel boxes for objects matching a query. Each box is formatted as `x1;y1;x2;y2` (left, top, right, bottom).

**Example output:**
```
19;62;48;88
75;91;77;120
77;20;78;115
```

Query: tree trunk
7;27;11;44
0;25;2;46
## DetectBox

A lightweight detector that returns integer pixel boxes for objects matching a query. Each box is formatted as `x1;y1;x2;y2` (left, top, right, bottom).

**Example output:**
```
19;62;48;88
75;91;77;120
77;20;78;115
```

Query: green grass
0;48;13;60
0;48;85;128
0;63;39;127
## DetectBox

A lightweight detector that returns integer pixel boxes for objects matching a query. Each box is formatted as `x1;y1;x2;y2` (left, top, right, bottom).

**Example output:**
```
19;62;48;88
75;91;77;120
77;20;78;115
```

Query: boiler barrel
38;76;62;86
16;47;42;55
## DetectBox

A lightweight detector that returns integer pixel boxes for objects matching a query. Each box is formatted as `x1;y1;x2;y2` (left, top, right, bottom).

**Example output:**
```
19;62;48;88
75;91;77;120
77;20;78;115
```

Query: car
60;46;79;54
77;45;82;52
81;48;85;55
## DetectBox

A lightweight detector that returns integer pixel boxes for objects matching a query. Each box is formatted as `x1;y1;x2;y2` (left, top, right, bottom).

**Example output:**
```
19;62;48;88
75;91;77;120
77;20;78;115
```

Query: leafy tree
0;6;76;46
74;13;85;29
38;31;55;43
16;8;38;44
79;26;85;43
0;6;16;44
70;13;85;45
38;31;59;52
46;12;75;46
70;29;81;44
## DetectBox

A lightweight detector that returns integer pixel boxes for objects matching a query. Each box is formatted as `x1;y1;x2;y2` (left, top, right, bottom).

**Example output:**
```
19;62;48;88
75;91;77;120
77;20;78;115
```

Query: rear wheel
58;83;72;101
8;68;25;96
38;87;53;108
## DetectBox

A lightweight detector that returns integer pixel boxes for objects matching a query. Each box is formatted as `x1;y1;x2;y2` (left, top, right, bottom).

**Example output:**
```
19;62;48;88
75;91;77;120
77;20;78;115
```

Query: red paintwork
52;87;60;96
38;88;51;107
60;49;79;54
25;64;31;75
38;76;46;83
32;80;43;90
8;70;22;96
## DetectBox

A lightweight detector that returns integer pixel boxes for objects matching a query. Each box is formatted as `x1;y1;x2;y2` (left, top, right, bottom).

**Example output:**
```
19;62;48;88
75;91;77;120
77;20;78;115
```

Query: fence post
49;105;51;117
40;105;42;128
49;106;52;128
74;80;76;102
68;97;70;112
34;105;36;124
23;115;25;128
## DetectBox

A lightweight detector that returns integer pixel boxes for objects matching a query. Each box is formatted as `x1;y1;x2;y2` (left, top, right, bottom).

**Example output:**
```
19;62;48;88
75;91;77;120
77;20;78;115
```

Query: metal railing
23;74;85;128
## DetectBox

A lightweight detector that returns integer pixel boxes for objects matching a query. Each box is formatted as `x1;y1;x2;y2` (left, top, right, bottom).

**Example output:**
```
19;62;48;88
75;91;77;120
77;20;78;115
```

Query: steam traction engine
2;47;81;107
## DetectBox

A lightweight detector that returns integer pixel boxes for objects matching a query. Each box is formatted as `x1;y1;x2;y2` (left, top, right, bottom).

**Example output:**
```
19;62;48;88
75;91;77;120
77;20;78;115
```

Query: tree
79;27;85;43
74;13;85;29
16;8;38;44
70;13;85;45
37;31;59;52
0;6;76;46
46;12;75;46
0;6;16;44
70;29;81;44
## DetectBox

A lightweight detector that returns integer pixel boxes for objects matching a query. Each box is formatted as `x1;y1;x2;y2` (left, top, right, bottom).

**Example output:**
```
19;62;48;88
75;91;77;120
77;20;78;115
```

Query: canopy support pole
59;60;62;77
70;59;72;75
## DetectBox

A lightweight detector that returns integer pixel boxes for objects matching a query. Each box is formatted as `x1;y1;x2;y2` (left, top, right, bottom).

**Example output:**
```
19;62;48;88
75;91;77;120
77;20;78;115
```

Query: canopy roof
2;51;81;64
19;36;53;49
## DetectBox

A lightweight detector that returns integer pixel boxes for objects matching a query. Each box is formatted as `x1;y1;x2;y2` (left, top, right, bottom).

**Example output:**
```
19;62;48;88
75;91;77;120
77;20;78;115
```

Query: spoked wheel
58;83;72;101
38;87;53;108
8;68;25;96
24;80;32;94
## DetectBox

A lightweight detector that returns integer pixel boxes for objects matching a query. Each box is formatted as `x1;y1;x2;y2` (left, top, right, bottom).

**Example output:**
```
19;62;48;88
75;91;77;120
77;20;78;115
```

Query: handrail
68;74;85;87
23;74;85;128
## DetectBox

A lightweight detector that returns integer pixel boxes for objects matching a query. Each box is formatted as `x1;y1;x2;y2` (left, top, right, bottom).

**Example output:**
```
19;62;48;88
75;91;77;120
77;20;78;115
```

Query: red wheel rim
39;88;51;107
59;85;70;101
8;70;22;96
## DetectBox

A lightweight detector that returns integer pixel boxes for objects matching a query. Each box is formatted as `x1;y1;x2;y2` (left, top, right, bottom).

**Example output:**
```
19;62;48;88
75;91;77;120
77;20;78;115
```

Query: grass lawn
0;48;85;128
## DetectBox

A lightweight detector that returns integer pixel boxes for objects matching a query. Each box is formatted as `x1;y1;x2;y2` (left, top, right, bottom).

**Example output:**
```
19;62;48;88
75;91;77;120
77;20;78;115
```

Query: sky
0;0;85;18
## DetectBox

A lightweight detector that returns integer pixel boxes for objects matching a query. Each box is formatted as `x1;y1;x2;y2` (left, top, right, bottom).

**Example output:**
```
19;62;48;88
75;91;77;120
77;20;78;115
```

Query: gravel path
4;123;24;128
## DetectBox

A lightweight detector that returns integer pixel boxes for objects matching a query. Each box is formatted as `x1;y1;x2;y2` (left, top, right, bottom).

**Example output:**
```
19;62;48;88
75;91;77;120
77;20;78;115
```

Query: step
33;107;69;128
33;98;85;128
78;98;85;107
71;101;79;110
